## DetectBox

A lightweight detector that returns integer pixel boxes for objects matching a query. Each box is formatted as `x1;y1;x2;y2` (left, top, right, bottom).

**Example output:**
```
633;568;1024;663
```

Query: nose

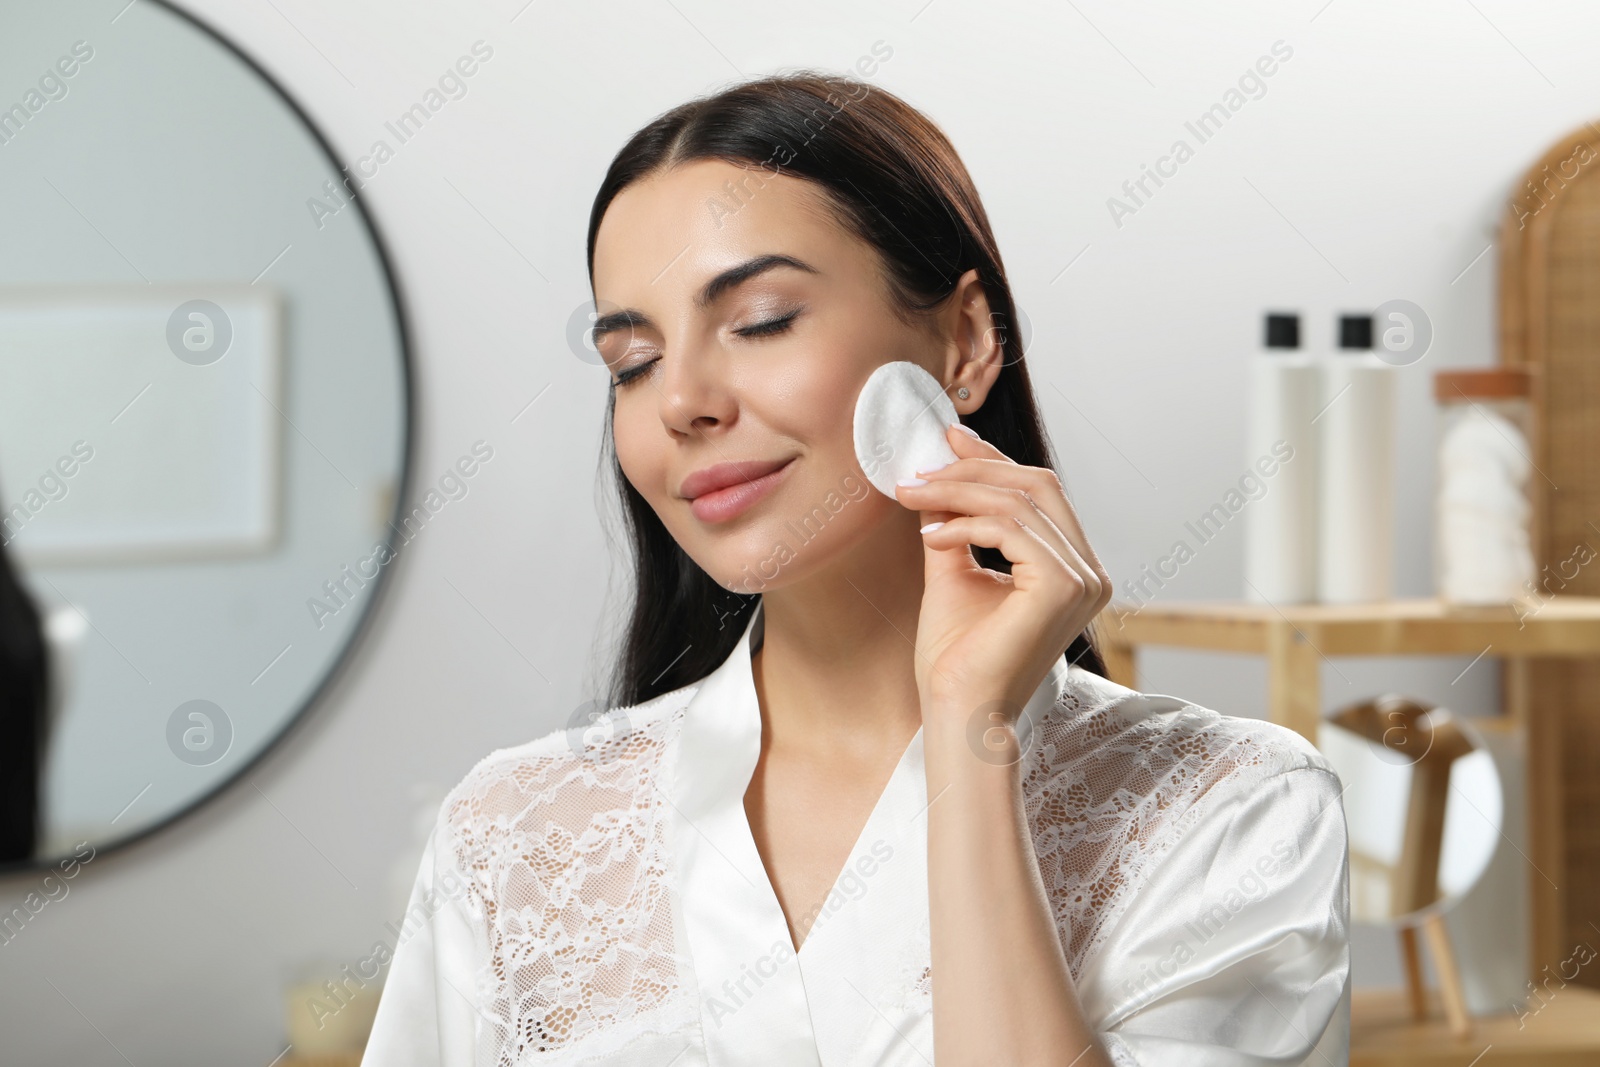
656;338;736;439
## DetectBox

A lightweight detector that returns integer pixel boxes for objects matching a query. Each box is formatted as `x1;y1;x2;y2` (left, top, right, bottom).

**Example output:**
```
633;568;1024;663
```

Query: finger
913;457;1106;595
944;421;1010;463
935;425;1090;554
929;427;1111;605
896;477;1097;598
896;477;1067;554
919;513;1085;603
906;460;1075;550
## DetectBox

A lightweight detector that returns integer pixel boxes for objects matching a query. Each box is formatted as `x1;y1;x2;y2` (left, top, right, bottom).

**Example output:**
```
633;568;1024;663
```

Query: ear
937;268;1004;416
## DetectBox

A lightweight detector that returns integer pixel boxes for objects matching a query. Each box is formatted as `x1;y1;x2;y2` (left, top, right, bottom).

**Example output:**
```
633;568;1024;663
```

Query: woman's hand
893;422;1112;729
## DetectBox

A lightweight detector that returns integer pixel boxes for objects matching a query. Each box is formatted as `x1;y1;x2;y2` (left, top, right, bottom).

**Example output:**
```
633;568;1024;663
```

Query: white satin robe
362;600;1350;1066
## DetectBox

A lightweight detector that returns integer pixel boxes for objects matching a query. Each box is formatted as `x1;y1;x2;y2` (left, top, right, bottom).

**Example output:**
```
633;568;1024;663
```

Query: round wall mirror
1318;696;1503;924
0;0;411;871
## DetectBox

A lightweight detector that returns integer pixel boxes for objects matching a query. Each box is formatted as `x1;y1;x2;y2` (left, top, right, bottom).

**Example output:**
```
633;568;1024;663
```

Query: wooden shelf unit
1099;594;1600;1036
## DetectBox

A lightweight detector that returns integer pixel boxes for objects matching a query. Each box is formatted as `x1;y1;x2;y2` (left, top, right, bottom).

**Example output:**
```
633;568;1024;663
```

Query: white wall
3;0;1593;1059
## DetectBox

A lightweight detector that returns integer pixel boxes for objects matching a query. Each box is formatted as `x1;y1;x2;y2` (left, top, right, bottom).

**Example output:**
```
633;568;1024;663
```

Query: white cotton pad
852;361;961;498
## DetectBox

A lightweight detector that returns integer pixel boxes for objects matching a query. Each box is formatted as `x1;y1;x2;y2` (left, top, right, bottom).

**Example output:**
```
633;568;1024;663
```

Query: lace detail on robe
888;912;934;1015
431;663;1328;1055
439;690;698;1064
898;668;1327;1010
1025;681;1306;978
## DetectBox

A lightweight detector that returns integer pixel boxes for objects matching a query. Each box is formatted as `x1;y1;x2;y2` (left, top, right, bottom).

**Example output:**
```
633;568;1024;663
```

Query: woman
363;72;1349;1066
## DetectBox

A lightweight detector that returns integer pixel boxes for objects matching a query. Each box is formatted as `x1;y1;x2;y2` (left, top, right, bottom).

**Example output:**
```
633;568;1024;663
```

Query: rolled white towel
1437;408;1536;603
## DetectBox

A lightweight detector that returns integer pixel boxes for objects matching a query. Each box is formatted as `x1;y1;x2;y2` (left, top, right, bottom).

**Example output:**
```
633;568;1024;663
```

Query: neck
750;508;928;757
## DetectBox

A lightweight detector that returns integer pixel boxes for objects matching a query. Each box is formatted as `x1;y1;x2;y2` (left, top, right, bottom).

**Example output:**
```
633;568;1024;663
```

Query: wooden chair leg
1421;912;1473;1038
1398;924;1427;1021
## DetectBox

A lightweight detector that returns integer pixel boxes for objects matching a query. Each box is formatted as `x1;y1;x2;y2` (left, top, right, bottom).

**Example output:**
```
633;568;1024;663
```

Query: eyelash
610;309;802;389
735;308;801;338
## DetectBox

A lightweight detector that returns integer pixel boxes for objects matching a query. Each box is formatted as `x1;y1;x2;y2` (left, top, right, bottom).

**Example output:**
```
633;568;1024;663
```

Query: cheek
612;408;670;506
757;363;856;469
773;345;857;414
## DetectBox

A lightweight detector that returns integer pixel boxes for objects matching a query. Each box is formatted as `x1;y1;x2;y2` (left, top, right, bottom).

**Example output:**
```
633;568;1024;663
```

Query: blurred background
1;0;1597;1062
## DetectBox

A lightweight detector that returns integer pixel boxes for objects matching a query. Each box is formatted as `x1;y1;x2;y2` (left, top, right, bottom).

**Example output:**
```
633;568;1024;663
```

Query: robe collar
667;597;1071;1066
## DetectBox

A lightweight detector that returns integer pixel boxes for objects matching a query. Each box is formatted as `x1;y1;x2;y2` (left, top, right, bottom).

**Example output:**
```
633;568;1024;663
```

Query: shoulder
1025;665;1338;813
433;682;699;874
417;685;705;1060
1022;666;1343;971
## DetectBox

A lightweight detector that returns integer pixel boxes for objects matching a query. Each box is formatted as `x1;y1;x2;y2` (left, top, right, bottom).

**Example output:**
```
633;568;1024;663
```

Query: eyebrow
590;253;819;343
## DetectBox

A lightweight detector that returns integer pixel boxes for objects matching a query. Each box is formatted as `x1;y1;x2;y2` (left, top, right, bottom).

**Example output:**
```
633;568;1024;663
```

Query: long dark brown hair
587;71;1107;708
0;506;48;864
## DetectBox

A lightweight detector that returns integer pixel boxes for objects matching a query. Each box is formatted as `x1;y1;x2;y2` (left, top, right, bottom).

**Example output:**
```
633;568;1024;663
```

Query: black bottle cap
1339;314;1374;350
1264;313;1300;349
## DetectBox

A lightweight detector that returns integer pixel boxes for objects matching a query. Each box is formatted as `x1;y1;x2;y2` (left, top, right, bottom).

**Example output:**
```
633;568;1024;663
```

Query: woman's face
591;159;959;594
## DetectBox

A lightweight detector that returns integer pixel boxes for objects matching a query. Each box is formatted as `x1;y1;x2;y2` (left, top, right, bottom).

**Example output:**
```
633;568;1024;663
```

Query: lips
679;458;793;501
680;457;796;524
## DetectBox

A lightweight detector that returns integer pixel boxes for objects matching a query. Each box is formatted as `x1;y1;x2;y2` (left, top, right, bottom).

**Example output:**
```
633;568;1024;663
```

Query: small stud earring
956;387;970;400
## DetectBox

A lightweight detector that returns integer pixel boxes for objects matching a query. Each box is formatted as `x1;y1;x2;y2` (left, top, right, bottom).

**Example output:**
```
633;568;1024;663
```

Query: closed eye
612;359;657;388
611;308;803;389
735;308;802;338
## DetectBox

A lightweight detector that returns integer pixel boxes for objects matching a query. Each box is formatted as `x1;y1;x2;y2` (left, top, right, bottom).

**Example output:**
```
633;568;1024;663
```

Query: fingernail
920;521;945;534
896;477;927;488
955;424;981;439
915;462;949;475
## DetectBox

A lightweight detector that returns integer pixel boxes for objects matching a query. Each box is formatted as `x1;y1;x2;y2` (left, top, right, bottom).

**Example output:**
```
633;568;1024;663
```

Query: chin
709;515;880;596
687;526;803;595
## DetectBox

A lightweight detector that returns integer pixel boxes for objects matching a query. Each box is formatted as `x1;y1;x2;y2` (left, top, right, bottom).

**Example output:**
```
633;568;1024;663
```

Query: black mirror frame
0;0;417;877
